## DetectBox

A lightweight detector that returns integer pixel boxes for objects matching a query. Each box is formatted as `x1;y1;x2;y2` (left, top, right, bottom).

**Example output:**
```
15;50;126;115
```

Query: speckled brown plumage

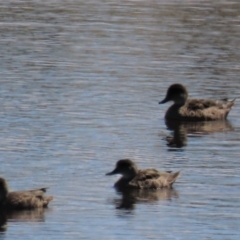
106;159;180;190
0;177;53;210
159;84;235;121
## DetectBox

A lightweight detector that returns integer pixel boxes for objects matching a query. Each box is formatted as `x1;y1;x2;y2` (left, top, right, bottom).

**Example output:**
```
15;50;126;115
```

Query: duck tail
43;196;54;207
168;171;180;186
227;98;236;108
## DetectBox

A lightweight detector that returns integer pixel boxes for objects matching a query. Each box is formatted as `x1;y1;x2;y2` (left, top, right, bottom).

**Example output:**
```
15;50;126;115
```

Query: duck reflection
113;188;179;210
0;213;7;233
0;208;47;232
164;119;233;148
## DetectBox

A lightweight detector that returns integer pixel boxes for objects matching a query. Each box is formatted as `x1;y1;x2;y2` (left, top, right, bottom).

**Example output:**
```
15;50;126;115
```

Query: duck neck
174;98;187;106
122;168;137;181
0;186;9;204
173;92;188;106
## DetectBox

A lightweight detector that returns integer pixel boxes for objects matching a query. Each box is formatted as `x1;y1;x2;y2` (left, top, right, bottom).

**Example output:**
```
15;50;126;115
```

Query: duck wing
187;99;235;111
187;99;219;110
6;188;53;209
129;169;180;189
134;169;161;181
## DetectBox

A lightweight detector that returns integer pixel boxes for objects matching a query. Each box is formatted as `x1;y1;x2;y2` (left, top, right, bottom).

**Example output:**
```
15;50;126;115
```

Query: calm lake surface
0;0;240;239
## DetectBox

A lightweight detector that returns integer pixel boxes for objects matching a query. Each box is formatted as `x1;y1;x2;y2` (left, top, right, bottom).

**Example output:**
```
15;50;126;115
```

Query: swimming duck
159;84;235;121
106;159;180;190
0;177;53;210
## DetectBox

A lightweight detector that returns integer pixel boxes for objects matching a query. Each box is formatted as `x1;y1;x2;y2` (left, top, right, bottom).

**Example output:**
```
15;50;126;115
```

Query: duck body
160;84;235;121
0;178;53;210
165;98;234;121
106;159;180;190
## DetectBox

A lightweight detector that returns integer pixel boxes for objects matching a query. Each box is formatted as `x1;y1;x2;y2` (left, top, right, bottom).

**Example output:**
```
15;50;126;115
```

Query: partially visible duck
0;177;53;210
159;83;235;121
106;159;180;190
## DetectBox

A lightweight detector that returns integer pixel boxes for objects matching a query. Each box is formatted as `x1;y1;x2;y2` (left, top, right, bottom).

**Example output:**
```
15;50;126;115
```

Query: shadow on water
164;119;234;149
111;188;179;211
0;208;48;233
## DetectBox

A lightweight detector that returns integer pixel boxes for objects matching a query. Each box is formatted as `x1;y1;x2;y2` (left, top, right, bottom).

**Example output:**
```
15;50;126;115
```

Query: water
0;0;240;239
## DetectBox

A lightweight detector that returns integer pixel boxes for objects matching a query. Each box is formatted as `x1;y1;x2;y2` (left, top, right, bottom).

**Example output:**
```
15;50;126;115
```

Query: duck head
106;159;138;179
159;84;188;105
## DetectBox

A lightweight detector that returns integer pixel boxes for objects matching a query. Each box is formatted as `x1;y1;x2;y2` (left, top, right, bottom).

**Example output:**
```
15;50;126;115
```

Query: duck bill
159;97;168;104
106;168;118;175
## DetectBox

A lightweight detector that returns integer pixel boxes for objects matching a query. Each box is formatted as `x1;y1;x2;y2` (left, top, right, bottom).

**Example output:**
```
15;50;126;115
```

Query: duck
159;83;235;121
106;159;180;190
0;177;53;210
